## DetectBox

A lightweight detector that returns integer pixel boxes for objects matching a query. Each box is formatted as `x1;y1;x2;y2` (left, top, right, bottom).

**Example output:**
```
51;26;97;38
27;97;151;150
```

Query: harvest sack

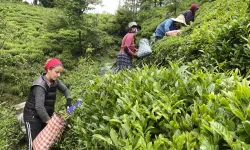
33;113;66;150
137;38;152;57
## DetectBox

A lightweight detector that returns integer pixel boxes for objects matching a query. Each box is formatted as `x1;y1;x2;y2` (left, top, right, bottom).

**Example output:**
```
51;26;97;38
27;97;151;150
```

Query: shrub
57;64;250;149
0;104;24;148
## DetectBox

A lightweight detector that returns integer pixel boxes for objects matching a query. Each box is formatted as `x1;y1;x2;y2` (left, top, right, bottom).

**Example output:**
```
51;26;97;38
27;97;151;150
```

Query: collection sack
33;100;82;150
137;38;152;57
33;113;66;150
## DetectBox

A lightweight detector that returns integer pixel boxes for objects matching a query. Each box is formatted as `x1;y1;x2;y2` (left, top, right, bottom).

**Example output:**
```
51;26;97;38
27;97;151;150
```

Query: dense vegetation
58;64;250;149
1;0;250;149
142;0;250;74
0;104;23;149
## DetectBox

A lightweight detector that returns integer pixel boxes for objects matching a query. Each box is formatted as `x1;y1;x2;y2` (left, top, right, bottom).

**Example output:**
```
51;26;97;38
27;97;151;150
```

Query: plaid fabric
33;113;66;150
115;52;132;72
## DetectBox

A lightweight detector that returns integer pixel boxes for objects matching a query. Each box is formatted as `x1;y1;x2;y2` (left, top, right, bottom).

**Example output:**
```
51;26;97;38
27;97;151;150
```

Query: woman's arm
57;80;71;99
33;86;51;123
124;34;136;57
164;19;172;33
57;77;72;109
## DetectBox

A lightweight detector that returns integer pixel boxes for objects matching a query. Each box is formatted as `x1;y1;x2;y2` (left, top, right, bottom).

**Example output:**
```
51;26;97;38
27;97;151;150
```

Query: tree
115;8;135;36
54;0;102;56
123;0;140;13
128;0;167;11
39;0;55;8
167;0;182;16
55;0;101;17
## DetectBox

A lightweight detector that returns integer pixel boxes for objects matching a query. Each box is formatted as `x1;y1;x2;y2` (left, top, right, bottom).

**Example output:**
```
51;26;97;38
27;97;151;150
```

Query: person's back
183;10;194;25
155;18;174;38
183;3;199;25
155;15;187;40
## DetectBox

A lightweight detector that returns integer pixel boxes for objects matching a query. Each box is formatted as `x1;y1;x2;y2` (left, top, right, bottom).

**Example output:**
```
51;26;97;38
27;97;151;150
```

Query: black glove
66;98;72;109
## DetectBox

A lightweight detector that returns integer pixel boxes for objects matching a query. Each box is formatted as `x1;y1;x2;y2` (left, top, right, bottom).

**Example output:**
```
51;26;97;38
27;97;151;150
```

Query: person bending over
155;14;187;40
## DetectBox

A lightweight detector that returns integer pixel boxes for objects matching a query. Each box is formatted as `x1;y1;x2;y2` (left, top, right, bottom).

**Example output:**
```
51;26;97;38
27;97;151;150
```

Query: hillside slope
0;2;118;105
141;0;250;75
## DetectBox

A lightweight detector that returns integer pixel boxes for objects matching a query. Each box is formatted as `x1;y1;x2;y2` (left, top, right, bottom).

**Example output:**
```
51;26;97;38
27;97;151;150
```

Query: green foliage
167;0;183;16
0;103;24;149
114;8;138;36
138;7;169;39
0;51;42;104
0;0;22;2
0;3;61;103
39;0;55;8
63;57;100;98
57;63;250;149
54;0;101;17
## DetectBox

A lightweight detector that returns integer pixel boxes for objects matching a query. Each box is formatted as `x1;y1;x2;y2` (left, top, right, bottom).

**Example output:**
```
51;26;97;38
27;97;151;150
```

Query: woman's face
131;27;139;33
175;22;181;27
47;65;63;81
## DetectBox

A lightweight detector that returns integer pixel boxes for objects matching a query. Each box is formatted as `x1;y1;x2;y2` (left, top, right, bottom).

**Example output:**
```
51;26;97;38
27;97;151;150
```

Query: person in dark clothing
183;3;199;25
23;58;72;150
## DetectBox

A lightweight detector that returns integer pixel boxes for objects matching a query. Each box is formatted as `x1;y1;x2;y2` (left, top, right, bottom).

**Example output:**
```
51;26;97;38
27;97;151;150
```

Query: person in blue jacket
155;14;187;40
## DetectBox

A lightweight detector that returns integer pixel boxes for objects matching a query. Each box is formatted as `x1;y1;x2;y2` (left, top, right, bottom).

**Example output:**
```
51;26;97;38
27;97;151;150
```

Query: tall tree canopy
55;0;102;17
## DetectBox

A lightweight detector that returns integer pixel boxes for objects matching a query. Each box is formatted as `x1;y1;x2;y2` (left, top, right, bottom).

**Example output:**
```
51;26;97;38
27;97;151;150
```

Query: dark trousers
24;120;46;150
155;36;163;41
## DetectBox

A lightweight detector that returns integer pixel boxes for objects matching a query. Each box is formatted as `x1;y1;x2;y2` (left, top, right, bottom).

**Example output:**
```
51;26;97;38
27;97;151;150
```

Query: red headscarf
190;4;199;11
44;58;63;71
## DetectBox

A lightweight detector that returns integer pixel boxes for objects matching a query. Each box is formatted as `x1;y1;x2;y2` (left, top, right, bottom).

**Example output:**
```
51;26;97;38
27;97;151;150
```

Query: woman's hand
66;98;72;109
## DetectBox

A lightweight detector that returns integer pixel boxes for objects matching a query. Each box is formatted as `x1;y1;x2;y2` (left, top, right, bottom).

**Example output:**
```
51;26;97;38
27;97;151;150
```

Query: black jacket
23;75;57;122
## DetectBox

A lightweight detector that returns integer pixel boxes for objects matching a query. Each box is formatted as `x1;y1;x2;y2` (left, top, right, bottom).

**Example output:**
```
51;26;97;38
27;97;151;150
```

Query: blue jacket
155;19;178;38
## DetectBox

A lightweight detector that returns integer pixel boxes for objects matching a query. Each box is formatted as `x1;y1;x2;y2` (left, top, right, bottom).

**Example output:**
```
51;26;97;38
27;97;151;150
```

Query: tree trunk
174;3;177;16
78;30;83;56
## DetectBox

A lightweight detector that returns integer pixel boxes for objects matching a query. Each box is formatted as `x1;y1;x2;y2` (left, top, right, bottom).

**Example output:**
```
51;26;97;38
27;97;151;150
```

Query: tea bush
0;104;24;149
57;64;250;149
